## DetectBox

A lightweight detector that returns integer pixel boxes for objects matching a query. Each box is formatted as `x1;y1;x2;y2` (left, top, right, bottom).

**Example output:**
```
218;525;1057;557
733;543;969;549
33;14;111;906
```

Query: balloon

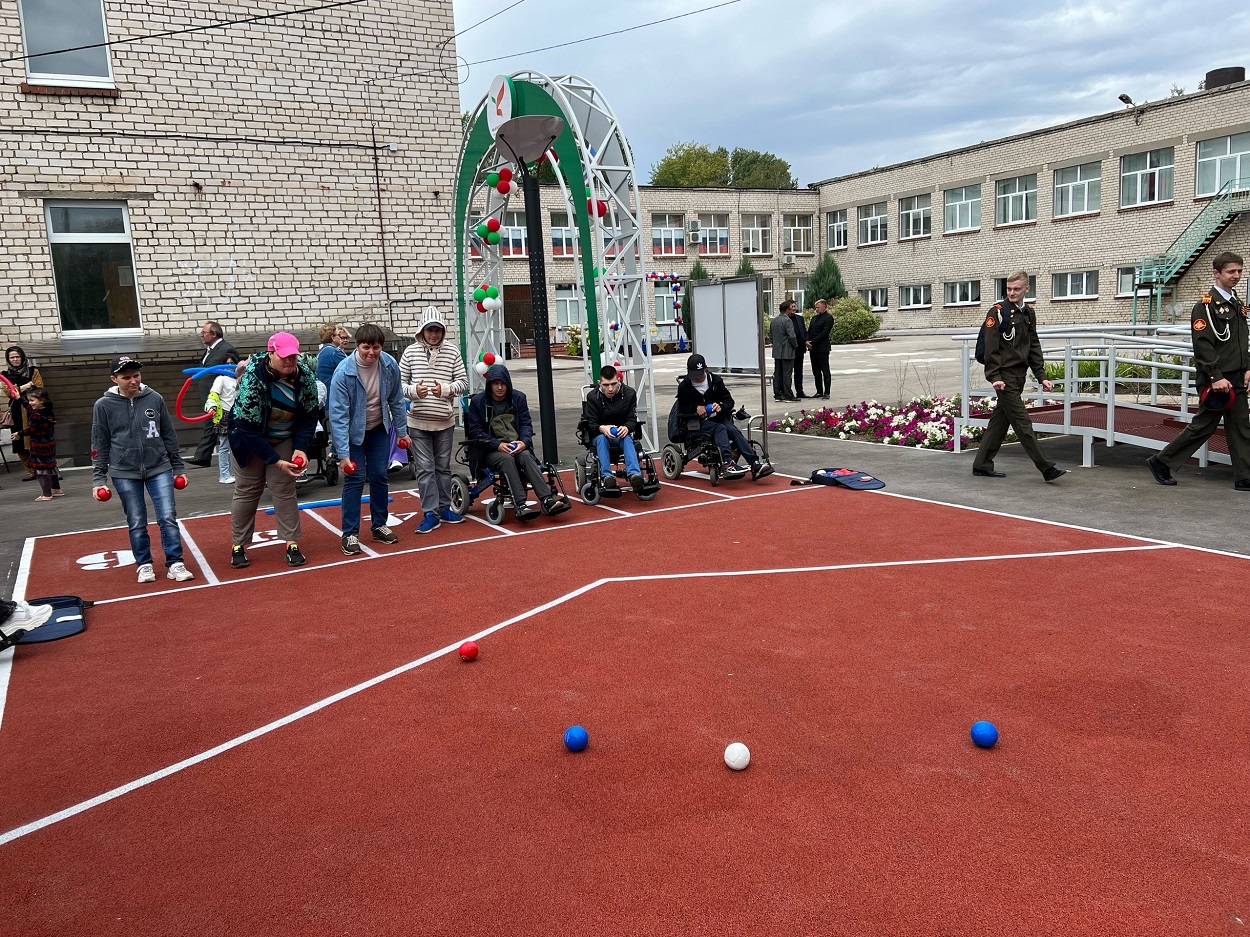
596;200;608;218
483;352;496;365
476;301;487;312
485;286;499;300
486;217;500;232
499;166;513;182
475;361;489;376
473;287;486;301
496;181;509;194
486;172;500;187
487;230;501;245
476;223;489;238
509;180;519;193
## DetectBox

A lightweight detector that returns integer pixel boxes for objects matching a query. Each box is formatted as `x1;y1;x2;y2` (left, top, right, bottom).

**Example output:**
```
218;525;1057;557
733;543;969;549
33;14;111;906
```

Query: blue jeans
342;423;391;535
594;432;640;477
113;472;183;568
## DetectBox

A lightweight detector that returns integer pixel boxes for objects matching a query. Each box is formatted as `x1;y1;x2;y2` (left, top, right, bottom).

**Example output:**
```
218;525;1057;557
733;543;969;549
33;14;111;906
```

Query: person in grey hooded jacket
90;354;193;584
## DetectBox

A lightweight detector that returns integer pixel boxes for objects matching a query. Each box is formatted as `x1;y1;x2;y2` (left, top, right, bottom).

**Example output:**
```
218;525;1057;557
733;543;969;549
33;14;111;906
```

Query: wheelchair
660;406;771;488
449;438;570;525
573;415;660;505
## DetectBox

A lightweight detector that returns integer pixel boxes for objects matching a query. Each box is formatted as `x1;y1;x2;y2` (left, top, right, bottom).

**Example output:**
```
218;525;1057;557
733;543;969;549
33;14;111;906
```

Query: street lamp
495;114;565;465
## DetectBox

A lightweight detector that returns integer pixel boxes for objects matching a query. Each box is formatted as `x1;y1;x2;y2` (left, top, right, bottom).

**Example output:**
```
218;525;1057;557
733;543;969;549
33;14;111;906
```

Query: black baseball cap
110;354;143;374
686;353;707;377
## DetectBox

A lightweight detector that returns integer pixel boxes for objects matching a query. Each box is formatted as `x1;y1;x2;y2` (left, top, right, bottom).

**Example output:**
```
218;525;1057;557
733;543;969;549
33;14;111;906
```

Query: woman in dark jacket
3;346;44;480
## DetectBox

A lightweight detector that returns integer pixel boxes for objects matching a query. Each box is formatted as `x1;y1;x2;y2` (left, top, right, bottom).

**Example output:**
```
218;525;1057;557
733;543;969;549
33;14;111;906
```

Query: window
501;210;527;257
993;276;1037;302
944;184;981;232
651;213;685;257
899;284;931;308
1054;162;1101;216
826;210;847;250
761;277;773;317
784;276;808;311
857;202;887;245
554;284;582;330
782;214;813;254
46;202;141;332
1120;148;1173;207
944;280;981;305
653;282;679;323
1196;133;1250;196
1115;267;1152;297
858;287;887;310
995;174;1037;224
741;213;771;254
898;194;931;238
550;212;576;257
697;213;729;255
18;0;113;86
1053;270;1099;299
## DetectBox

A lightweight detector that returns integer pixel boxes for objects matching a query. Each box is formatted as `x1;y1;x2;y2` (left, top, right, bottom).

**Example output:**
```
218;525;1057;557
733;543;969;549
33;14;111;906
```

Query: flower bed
767;395;1008;450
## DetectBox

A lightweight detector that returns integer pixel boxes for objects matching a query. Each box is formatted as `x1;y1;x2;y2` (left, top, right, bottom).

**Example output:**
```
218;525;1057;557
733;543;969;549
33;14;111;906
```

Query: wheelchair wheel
579;482;600;506
661;444;683;480
637;488;658;502
573;455;588;493
485;499;505;525
326;460;339;487
450;475;470;516
708;460;721;487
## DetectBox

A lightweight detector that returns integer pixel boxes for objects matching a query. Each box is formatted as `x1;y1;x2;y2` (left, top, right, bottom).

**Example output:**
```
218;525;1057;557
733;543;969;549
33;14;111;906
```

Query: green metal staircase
1133;177;1250;323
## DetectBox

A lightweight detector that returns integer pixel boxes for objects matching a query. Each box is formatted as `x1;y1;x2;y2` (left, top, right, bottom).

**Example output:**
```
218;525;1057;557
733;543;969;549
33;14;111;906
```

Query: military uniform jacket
1190;289;1249;387
981;302;1046;384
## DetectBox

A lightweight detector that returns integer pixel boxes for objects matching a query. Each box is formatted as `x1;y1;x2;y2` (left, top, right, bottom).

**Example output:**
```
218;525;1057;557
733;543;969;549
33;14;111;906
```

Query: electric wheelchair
660;400;772;487
573;406;661;505
449;438;570;525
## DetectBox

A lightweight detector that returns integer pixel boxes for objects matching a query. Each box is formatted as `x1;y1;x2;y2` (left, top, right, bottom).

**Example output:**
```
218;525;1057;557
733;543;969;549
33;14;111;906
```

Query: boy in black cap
676;354;772;480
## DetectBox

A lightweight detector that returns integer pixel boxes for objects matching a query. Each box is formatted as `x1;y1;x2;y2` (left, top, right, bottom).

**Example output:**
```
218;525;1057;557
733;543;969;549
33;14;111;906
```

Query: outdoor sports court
1;468;1247;936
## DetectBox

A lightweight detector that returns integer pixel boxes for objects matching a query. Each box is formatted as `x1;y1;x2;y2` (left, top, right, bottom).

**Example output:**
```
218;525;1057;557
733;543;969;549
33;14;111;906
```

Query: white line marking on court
0;540;1178;849
461;512;517;535
177;521;219;586
662;477;736;499
0;538;35;739
589;500;632;516
304;508;380;557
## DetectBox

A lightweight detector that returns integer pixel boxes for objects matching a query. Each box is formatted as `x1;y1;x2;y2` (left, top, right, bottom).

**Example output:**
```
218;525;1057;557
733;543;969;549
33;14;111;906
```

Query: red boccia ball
398;437;409;449
173;475;188;490
341;459;358;474
459;641;479;662
95;486;112;502
292;454;306;468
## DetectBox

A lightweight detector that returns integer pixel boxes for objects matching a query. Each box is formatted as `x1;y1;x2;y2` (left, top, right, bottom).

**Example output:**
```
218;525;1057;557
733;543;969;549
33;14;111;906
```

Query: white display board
690;276;763;374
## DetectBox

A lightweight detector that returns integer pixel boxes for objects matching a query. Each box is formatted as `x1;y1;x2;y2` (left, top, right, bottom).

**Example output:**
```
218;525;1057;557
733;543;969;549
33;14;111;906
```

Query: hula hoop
175;377;214;423
0;373;18;398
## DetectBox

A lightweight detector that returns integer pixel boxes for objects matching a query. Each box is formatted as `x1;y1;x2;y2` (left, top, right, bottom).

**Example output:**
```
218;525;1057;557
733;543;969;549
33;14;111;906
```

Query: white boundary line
0;538;35;739
663;476;736;499
589;500;632;516
0;541;1175;848
177;521;219;586
304;508;380;558
461;512;517;535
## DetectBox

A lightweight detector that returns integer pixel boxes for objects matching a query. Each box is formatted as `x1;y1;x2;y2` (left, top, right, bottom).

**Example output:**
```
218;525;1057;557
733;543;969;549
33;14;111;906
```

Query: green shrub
1044;353;1185;395
829;297;881;344
565;324;583;356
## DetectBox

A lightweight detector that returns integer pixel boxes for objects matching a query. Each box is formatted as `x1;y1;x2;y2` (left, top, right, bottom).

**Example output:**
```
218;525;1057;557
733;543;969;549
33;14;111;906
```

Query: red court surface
1;470;1247;936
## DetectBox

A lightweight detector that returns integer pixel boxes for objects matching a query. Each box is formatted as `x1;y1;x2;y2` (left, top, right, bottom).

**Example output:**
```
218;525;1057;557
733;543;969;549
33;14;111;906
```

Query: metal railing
504;327;522;360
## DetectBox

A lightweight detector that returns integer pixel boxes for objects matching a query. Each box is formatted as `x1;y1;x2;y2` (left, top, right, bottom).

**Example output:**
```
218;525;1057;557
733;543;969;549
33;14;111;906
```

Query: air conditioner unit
782;254;796;267
688;220;701;234
688;230;701;245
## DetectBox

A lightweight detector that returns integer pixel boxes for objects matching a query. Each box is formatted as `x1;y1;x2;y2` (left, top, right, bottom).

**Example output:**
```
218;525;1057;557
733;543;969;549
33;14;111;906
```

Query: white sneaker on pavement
167;561;194;582
1;601;54;639
136;563;157;583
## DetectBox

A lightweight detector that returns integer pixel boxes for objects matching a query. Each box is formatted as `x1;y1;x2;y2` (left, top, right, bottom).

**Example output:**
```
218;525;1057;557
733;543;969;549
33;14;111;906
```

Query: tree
734;256;757;277
729;148;797;189
650;142;730;187
682;260;712;340
804;254;848;306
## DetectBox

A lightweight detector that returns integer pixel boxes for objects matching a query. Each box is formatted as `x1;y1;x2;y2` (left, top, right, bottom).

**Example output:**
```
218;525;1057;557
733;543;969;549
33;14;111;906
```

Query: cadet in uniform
1147;251;1250;489
972;270;1067;482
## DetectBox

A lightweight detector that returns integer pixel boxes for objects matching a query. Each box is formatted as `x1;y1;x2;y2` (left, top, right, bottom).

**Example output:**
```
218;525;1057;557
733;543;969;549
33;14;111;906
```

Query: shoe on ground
136;563;157;584
285;543;307;567
341;533;362;556
542;495;572;516
416;513;441;535
751;461;774;481
52;490;65;497
628;473;645;492
219;476;236;484
1;601;54;639
1235;479;1250;491
795;393;808;399
973;468;1006;478
231;545;250;568
35;495;53;502
1146;455;1176;486
388;460;404;474
372;525;399;544
186;458;212;468
439;505;465;524
515;505;542;522
602;475;618;490
1042;465;1067;483
722;462;747;479
166;561;194;582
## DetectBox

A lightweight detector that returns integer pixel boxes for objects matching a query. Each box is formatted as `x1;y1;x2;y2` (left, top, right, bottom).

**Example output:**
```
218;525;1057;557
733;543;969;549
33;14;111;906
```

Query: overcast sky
449;0;1246;186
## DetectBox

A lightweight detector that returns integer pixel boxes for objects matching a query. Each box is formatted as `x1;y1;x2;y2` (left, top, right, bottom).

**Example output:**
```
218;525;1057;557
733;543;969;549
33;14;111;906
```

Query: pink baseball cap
267;331;300;356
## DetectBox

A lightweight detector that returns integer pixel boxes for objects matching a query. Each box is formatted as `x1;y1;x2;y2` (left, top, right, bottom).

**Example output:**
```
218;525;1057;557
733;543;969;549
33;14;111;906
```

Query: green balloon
486;286;499;300
476;224;489;238
473;287;486;301
486;172;500;187
486;230;501;245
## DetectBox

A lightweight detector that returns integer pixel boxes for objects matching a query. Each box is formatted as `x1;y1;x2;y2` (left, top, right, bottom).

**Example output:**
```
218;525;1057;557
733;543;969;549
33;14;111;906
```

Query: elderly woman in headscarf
3;346;44;480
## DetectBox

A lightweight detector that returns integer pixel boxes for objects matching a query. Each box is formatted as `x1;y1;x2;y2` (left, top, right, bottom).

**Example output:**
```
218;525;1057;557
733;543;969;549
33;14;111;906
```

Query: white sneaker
1;601;54;639
136;563;157;583
219;476;236;484
167;561;194;582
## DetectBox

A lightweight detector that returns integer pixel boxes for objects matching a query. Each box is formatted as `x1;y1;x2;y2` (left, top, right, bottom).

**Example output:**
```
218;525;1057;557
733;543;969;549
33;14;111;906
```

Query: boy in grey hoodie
90;355;194;584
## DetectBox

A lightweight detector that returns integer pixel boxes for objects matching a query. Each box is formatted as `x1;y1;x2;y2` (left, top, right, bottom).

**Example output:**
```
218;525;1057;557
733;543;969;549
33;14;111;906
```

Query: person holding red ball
90;355;194;584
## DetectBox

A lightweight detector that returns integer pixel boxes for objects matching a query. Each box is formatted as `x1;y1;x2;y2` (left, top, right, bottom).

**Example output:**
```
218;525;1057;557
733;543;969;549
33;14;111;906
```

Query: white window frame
651;212;685;257
898;194;931;239
502;209;527;258
858;287;887;311
783;276;808;311
1052;270;1099;300
944;184;981;232
18;0;115;88
1196;133;1250;197
943;280;981;306
653;282;679;324
899;284;931;308
995;174;1037;225
1053;162;1102;217
554;283;582;332
857;202;887;245
1120;148;1173;207
550;211;576;258
782;214;813;254
45;200;142;336
993;276;1037;303
741;213;771;255
826;209;847;250
697;213;729;256
1115;267;1153;297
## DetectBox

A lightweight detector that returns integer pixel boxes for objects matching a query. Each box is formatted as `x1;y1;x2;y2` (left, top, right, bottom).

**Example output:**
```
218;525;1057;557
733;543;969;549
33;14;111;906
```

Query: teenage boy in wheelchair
465;363;571;522
576;364;660;501
674;353;773;481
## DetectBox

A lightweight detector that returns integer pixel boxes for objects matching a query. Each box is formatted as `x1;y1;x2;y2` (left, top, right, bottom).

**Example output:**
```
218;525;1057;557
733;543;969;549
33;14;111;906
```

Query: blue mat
15;595;90;644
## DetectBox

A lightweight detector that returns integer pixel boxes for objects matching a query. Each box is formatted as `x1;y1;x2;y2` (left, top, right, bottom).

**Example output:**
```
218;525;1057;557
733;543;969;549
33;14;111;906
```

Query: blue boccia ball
970;720;999;748
563;725;589;752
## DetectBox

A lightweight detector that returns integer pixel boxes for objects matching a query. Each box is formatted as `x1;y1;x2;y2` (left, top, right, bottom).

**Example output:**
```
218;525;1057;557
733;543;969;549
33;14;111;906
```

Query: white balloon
474;361;489;375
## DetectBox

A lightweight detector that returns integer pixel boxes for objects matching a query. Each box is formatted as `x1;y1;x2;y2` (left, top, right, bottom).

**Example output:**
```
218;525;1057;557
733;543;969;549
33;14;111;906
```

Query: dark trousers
772;358;794;399
1158;378;1250;480
972;372;1053;473
811;345;831;396
193;419;218;462
701;418;757;466
793;349;806;395
482;447;551;505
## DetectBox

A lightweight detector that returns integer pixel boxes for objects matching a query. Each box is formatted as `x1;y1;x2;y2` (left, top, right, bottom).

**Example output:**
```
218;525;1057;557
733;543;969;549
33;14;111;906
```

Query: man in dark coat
808;298;833;399
189;320;238;466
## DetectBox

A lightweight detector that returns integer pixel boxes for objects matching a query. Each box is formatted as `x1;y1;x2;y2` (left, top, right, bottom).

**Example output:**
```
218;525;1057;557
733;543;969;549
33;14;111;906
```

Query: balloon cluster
486;166;518;197
609;321;620;332
473;350;498;377
647;272;682;281
474;216;502;245
472;284;502;314
648;272;683;315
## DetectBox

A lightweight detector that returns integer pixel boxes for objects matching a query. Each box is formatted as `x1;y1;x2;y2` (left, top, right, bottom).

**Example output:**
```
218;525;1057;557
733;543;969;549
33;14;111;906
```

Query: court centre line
177;520;219;586
0;540;1177;848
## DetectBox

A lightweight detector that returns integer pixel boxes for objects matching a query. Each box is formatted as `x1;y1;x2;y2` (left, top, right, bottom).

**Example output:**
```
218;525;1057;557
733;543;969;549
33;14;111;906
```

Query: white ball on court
724;742;750;771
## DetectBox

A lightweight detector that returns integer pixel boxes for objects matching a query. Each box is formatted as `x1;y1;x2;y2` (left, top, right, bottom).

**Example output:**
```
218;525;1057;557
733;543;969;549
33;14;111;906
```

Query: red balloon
596;200;608;218
173;475;188;490
496;181;510;194
477;301;487;313
499;167;513;182
459;641;479;662
486;217;500;232
483;352;496;366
